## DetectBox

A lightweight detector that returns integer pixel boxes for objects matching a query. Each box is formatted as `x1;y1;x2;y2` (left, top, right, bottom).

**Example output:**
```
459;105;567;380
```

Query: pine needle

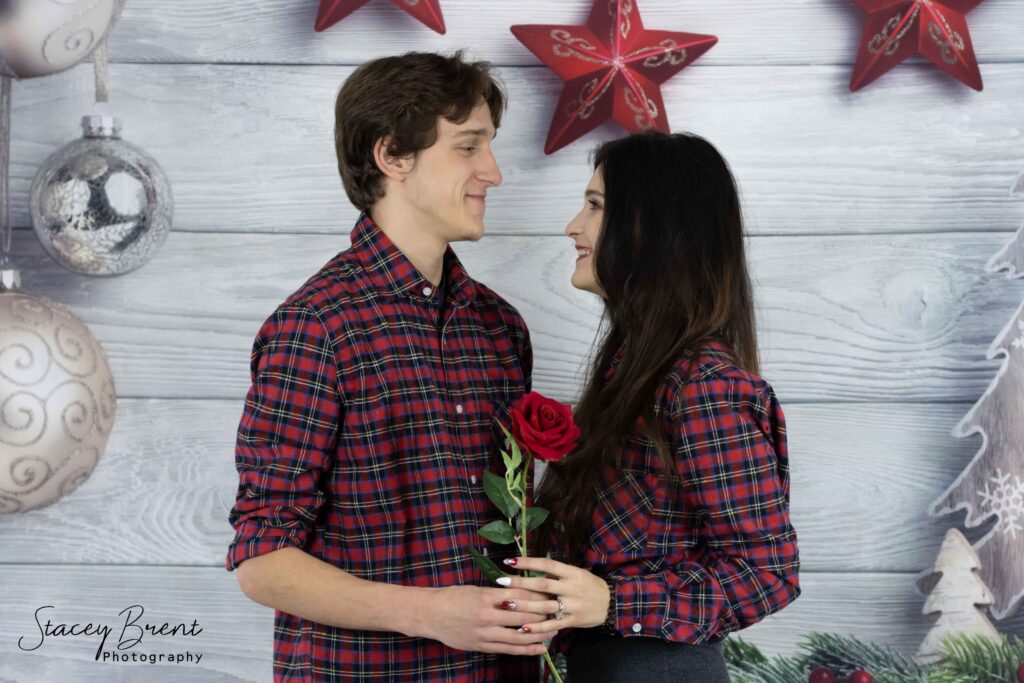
728;654;809;683
723;635;808;683
611;632;1022;683
724;636;769;669
927;634;1024;683
800;632;928;682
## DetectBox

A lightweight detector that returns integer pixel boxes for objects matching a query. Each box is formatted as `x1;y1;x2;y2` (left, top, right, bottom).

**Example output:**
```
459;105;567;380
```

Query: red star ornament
315;0;446;34
511;0;717;154
850;0;984;91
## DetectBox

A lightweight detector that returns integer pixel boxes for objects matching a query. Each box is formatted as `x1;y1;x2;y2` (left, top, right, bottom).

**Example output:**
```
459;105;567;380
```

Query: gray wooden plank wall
2;1;1024;680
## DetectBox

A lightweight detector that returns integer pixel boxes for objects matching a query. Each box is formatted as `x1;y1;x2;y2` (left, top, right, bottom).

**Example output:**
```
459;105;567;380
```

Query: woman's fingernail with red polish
500;600;517;610
521;625;531;633
503;558;517;566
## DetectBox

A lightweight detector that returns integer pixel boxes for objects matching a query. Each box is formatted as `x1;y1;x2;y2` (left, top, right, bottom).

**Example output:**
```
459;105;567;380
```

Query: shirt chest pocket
342;357;430;430
343;381;392;432
589;468;659;559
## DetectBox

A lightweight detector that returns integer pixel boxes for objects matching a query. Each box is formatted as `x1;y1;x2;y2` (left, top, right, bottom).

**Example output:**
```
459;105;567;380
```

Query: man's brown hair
334;51;506;210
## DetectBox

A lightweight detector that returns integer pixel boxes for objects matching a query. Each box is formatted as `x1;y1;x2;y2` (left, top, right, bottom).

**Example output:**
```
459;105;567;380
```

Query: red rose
509;392;580;462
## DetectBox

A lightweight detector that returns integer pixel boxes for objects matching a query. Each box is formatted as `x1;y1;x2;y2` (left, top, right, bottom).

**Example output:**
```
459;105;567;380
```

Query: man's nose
479;149;502;187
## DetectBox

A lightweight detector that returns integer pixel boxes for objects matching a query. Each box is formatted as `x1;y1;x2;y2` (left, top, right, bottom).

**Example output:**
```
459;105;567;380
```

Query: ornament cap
0;268;21;292
82;115;122;139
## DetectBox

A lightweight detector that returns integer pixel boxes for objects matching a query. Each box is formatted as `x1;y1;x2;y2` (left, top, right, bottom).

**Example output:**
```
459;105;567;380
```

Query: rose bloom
509;392;580;462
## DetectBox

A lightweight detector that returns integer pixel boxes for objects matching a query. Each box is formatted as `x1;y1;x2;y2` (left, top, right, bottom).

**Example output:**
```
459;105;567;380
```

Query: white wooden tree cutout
916;528;1001;665
929;170;1024;620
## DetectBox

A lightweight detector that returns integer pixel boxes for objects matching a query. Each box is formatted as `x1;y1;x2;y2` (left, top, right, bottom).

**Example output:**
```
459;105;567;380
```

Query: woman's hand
415;586;556;655
495;556;611;633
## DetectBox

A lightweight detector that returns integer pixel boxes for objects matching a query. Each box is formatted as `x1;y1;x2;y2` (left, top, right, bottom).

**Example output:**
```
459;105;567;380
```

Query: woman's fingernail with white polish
496;577;511;586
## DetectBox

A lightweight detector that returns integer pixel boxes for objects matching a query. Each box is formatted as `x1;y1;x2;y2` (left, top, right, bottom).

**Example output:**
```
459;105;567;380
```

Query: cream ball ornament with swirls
0;269;116;513
0;0;126;80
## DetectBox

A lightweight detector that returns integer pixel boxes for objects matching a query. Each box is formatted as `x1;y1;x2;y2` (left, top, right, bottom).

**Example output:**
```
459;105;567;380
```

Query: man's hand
413;586;557;655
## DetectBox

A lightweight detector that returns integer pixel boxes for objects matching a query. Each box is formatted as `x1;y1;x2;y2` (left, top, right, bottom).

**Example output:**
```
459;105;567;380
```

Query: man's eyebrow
453;129;495;139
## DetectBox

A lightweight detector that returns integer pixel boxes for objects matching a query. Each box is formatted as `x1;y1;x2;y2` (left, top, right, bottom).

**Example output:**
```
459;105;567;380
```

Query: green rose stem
476;424;563;683
517;452;530;558
514;449;563;683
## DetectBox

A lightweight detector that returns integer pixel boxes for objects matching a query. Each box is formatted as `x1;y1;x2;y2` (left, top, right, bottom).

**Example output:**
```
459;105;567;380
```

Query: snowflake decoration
978;469;1024;539
1012;320;1024;350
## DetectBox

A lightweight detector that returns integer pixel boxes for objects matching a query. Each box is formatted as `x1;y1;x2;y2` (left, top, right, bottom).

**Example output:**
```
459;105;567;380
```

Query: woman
496;132;801;681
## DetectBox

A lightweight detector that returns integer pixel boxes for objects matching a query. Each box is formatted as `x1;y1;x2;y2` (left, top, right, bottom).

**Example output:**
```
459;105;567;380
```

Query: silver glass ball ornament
30;115;172;276
0;268;117;513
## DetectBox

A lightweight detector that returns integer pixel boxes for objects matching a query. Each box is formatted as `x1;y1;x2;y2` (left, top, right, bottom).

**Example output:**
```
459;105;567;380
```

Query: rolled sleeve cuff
610;573;727;643
225;519;310;572
610;575;669;638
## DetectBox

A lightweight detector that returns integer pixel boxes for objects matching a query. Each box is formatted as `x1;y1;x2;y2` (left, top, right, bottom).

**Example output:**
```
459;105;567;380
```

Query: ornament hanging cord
0;40;110;268
1;75;11;266
93;41;109;104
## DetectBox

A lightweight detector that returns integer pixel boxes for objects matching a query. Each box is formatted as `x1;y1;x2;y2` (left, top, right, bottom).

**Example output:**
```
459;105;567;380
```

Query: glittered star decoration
511;0;717;155
315;0;446;34
850;0;984;91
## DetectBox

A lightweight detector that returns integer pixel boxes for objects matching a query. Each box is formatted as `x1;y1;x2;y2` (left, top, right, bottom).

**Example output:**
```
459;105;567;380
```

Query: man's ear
373;136;414;181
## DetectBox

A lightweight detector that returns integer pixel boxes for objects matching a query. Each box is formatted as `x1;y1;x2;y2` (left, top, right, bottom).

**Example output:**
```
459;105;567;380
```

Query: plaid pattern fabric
227;213;537;682
587;340;800;644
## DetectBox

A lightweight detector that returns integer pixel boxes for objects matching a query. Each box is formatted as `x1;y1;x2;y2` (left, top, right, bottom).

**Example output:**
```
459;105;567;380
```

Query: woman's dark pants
567;629;731;683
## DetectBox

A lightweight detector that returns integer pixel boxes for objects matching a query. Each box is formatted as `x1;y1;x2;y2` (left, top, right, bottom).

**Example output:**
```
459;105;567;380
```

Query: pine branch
727;655;808;683
721;632;1024;683
926;634;1024;683
872;672;931;683
724;636;769;668
800;633;927;682
724;635;809;683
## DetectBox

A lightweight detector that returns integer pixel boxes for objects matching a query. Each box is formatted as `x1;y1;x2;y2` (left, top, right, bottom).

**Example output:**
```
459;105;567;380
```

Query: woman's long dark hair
535;131;759;563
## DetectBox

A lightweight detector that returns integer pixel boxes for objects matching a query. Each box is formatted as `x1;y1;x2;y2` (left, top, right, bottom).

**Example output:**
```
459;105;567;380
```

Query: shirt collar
604;337;735;379
349;212;477;306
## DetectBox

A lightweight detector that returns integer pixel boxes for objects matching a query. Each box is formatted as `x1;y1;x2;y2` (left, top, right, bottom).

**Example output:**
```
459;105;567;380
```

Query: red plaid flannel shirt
227;213;538;682
581;340;799;644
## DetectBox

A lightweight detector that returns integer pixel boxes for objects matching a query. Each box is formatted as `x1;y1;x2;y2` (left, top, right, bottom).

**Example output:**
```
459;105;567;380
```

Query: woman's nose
564;215;579;236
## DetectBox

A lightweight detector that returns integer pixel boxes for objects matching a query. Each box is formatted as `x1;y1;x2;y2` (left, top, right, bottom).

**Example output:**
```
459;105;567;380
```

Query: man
227;52;547;681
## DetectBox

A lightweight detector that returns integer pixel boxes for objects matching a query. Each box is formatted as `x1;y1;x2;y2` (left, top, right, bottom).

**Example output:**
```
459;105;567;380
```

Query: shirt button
470;474;478;485
631;623;642;634
455;404;464;414
422;286;433;297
